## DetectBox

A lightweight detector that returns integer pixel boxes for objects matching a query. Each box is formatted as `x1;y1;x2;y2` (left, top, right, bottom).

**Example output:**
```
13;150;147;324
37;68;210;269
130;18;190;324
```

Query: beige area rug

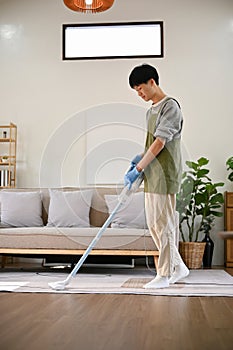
0;269;233;296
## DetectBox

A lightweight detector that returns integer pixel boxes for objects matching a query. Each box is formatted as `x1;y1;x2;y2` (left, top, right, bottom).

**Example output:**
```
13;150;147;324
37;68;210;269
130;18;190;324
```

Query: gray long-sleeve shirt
146;96;183;143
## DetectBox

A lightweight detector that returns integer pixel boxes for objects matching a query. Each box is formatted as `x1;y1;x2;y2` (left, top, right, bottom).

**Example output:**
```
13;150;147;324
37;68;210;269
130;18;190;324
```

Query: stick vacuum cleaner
48;171;144;290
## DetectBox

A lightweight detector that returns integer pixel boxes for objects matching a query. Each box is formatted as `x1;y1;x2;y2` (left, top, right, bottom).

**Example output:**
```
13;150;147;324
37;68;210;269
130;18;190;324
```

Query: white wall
0;0;233;264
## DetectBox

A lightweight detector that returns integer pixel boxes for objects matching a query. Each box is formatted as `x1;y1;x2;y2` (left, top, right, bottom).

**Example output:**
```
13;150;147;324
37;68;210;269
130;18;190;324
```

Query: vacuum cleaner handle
119;170;144;204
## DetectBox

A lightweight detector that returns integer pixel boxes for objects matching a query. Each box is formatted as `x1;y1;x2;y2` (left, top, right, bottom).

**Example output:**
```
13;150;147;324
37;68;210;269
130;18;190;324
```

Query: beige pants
145;193;183;277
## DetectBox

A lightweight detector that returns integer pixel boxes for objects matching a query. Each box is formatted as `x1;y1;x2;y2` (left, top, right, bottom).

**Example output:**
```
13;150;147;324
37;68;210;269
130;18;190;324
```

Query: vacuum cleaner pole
48;171;144;290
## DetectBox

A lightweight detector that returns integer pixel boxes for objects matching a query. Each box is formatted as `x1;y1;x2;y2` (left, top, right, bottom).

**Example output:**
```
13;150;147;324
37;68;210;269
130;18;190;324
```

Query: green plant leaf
226;156;233;170
210;193;224;204
210;204;223;209
209;210;223;217
228;172;233;182
195;193;206;205
196;208;205;216
197;157;209;166
197;169;209;178
213;182;224;188
186;161;198;170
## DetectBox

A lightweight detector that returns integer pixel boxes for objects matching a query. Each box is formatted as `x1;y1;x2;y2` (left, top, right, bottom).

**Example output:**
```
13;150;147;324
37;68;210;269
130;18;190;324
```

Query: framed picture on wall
62;21;164;60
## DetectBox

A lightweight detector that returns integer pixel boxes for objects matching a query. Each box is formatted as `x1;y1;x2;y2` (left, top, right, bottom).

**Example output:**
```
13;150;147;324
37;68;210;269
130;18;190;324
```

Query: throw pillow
47;189;93;227
105;191;147;229
0;191;43;227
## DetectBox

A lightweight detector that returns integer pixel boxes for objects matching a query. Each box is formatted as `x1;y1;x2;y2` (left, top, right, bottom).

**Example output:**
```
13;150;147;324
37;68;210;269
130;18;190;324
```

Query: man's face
134;79;155;102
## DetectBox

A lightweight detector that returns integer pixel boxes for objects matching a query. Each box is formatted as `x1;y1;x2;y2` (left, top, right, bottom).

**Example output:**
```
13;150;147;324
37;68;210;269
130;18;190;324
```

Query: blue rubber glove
124;166;141;189
131;154;143;167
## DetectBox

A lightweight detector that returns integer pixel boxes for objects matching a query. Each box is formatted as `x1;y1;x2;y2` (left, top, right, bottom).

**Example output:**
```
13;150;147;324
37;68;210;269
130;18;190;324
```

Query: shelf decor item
0;122;17;188
176;157;224;268
1;156;8;163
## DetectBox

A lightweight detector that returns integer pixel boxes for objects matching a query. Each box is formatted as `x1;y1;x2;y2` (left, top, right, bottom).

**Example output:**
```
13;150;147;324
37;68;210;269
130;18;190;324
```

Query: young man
124;64;189;288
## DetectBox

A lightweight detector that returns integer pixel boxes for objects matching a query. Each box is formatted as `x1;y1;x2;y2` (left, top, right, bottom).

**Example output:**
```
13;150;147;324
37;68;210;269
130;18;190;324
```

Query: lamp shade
63;0;115;13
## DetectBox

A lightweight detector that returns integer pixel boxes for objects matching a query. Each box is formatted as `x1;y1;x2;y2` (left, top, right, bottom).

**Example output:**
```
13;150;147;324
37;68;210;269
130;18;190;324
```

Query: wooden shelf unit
0;122;17;188
224;191;233;267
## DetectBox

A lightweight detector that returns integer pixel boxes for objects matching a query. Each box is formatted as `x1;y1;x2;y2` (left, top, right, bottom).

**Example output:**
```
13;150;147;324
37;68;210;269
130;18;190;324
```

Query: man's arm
136;137;165;172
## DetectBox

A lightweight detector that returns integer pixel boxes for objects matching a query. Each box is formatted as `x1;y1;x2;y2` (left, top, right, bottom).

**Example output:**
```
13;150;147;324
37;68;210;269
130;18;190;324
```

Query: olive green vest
144;98;182;194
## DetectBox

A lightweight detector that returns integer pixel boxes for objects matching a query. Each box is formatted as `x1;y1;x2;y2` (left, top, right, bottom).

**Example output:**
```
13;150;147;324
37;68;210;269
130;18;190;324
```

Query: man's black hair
129;64;159;88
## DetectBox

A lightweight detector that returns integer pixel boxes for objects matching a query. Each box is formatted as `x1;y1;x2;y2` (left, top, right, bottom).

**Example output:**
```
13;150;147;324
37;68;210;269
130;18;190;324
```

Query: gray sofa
0;187;159;268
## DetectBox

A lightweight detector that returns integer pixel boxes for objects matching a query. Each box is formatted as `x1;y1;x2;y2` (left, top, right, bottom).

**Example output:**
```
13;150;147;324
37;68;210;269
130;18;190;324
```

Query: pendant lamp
63;0;115;13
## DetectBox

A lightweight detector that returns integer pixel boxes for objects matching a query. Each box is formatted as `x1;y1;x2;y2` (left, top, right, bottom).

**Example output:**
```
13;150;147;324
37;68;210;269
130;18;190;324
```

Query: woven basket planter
179;242;206;269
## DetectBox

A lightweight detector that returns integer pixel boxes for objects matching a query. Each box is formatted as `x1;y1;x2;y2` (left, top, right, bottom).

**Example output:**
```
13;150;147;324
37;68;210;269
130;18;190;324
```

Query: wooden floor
0;265;233;350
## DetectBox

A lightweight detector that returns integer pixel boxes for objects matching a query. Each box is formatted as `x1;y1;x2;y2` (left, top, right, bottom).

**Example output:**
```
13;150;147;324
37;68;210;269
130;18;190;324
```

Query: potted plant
226;156;233;182
176;157;224;268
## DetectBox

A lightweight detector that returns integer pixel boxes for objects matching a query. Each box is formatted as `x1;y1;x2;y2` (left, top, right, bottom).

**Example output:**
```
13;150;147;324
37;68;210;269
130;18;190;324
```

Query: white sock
169;262;189;284
143;275;169;289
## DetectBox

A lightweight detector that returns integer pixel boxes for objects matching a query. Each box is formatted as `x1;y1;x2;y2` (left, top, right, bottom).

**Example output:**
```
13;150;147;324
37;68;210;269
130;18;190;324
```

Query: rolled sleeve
154;100;183;142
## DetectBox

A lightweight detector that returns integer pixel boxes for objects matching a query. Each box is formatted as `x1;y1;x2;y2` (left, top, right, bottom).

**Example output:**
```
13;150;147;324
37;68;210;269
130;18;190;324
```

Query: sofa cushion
0;226;156;250
47;189;93;227
105;191;148;229
0;191;43;227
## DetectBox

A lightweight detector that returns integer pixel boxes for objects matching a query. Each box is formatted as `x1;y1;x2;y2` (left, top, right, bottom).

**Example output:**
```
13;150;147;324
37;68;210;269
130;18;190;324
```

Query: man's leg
144;193;188;288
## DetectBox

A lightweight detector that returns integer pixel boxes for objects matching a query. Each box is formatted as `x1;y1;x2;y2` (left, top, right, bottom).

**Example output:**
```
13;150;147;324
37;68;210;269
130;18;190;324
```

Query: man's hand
124;166;141;189
131;154;143;167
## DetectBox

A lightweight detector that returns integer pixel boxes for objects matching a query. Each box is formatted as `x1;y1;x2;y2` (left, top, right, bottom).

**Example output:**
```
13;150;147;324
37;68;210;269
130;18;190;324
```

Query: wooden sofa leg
153;255;159;272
